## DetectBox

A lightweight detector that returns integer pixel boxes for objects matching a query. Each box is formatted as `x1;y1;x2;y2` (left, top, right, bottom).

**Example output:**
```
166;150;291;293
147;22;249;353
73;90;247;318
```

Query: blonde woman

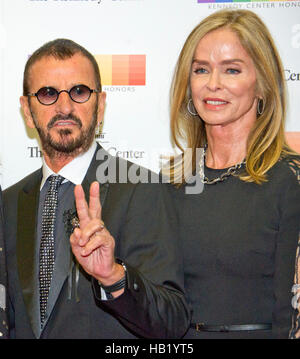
167;10;300;338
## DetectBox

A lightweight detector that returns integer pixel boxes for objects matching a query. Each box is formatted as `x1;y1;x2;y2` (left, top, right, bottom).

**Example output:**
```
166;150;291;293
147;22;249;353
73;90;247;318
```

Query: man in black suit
3;39;189;339
0;188;8;339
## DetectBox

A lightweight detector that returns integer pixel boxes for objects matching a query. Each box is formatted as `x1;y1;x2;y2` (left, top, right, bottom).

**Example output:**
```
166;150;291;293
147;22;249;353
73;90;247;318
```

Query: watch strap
98;260;127;293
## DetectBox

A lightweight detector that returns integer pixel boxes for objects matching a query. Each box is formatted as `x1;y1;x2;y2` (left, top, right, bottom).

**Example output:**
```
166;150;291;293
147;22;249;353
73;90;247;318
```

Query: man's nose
55;90;74;114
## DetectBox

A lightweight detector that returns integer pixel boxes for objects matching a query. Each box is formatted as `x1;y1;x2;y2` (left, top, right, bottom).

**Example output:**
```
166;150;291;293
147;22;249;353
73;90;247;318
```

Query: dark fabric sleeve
287;158;300;339
273;165;300;338
0;187;9;339
94;182;190;339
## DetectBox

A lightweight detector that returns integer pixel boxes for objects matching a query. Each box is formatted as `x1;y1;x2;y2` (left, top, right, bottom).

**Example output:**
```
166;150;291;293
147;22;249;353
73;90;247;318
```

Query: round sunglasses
27;84;100;105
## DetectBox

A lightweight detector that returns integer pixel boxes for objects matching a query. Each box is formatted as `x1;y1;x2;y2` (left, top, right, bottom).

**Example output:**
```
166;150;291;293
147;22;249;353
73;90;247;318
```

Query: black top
172;156;300;339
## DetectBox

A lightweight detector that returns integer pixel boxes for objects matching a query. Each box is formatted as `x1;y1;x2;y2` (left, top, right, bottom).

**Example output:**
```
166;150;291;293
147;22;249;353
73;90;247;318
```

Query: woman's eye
226;68;240;74
194;68;208;74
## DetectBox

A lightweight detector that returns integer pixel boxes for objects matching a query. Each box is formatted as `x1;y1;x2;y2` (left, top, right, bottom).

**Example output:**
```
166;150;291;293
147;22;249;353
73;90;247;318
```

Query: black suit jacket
3;145;189;339
0;188;9;339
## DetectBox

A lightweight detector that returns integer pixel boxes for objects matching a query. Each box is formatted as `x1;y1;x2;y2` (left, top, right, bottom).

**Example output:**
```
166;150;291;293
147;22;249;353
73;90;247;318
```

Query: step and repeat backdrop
0;0;299;189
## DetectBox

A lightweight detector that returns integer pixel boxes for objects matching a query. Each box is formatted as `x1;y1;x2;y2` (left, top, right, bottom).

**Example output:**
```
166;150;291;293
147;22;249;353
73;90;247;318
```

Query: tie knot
48;175;64;189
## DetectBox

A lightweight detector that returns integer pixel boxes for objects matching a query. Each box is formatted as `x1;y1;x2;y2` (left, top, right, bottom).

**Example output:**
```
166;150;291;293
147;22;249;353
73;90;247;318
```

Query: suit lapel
45;220;73;333
82;143;111;208
17;170;42;338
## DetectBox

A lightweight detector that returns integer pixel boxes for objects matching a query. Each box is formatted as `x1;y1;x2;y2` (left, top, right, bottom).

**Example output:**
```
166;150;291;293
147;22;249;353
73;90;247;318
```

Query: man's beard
30;104;98;159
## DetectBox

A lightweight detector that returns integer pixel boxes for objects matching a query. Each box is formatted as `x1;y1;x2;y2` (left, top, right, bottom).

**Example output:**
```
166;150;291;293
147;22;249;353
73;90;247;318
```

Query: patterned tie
39;175;64;327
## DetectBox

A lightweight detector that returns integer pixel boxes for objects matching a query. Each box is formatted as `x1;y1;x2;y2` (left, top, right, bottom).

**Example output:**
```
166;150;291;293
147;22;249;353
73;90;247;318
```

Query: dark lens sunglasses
27;84;101;105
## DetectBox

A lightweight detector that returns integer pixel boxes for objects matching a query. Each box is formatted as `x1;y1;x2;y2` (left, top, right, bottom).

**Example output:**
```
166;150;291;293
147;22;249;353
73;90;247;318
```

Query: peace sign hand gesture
70;182;125;295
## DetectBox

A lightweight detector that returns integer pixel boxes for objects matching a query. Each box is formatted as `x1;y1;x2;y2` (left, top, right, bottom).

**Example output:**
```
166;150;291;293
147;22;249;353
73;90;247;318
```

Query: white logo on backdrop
292;24;300;48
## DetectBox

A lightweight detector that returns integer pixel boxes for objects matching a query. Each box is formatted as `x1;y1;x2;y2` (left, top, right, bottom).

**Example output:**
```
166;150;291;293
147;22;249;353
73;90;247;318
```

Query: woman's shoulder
263;154;300;196
275;154;300;186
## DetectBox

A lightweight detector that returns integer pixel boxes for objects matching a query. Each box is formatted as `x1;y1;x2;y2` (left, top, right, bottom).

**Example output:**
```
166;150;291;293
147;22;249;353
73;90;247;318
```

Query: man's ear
20;96;35;129
97;91;106;126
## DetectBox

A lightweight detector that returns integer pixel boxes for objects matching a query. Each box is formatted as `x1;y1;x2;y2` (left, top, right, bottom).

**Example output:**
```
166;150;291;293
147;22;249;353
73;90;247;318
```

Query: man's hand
70;181;125;297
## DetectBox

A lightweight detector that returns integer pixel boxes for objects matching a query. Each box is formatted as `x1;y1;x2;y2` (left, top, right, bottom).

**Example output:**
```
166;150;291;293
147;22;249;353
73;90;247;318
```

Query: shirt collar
40;141;97;190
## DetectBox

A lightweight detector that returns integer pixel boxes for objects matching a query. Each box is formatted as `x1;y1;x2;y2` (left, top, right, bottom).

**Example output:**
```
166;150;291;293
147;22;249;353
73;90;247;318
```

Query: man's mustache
47;114;82;129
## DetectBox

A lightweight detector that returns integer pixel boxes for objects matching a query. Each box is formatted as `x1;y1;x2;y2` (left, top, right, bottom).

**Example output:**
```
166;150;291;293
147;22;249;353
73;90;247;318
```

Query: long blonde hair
168;9;296;186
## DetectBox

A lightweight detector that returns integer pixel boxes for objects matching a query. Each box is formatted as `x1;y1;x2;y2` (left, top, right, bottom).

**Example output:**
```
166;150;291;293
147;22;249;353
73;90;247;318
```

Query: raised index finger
89;181;102;220
74;184;90;226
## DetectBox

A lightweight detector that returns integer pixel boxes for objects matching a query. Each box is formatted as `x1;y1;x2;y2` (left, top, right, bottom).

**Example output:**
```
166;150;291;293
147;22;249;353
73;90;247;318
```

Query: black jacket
3;144;190;339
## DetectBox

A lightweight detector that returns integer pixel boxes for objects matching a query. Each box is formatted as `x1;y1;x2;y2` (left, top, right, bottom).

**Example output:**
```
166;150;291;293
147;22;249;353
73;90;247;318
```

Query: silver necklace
199;146;246;185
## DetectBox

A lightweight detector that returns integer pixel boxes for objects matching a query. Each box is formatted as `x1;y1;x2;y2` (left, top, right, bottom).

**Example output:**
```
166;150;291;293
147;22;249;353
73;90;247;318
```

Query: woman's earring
187;99;198;116
257;98;265;115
